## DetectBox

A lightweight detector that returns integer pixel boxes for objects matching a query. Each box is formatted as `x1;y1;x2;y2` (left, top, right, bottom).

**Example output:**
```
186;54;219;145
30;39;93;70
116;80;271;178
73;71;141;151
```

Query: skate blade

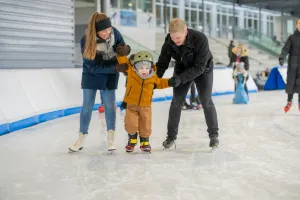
68;147;83;153
108;148;116;154
140;149;152;153
162;144;176;150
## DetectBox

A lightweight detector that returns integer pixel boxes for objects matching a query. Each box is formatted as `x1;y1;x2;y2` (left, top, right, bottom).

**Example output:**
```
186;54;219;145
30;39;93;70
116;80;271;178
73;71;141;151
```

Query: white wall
114;26;156;51
0;67;258;135
75;7;95;25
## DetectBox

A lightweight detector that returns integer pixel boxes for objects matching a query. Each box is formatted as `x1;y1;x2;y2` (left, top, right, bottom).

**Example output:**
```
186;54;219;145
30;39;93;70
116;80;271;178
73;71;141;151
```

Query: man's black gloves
168;76;181;87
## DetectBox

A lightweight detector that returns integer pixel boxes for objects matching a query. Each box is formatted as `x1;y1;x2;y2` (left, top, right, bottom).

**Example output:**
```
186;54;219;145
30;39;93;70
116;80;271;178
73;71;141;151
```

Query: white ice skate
68;132;86;153
107;130;116;151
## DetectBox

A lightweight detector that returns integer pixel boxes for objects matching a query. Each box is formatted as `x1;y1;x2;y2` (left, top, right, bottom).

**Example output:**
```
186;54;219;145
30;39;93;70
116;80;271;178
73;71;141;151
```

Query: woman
231;44;249;96
279;17;300;113
69;12;130;152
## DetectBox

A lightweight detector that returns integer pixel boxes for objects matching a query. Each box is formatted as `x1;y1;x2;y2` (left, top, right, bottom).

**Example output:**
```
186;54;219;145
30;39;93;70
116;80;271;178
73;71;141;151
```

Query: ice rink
1;91;300;200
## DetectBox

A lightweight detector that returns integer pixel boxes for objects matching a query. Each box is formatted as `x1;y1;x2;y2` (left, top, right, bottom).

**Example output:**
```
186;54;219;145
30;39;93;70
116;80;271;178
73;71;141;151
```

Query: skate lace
74;137;83;147
108;131;114;143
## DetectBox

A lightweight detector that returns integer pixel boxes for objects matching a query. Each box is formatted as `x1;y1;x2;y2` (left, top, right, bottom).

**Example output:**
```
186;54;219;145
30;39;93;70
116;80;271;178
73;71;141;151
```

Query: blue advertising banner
120;11;137;27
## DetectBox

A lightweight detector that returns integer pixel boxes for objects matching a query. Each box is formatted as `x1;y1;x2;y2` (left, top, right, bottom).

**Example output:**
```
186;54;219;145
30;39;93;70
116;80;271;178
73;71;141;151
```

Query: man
156;18;219;149
279;17;300;113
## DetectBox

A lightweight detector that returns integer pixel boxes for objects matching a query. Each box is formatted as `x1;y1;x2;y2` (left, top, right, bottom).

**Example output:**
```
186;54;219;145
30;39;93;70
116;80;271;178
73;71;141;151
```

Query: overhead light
128;3;132;7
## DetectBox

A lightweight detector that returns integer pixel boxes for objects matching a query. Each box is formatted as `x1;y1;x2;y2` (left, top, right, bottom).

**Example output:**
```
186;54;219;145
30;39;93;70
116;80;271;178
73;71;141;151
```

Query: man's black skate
125;133;138;153
162;136;176;149
140;137;151;153
209;137;219;148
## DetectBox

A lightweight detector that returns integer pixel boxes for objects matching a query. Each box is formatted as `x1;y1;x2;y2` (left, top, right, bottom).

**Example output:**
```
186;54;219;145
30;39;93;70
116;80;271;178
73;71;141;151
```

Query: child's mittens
116;45;131;56
116;63;128;72
168;76;181;87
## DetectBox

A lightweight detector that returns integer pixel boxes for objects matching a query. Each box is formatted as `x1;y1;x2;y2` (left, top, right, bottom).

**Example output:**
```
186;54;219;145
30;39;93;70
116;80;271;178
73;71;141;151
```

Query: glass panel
270;22;274;37
110;0;118;8
166;5;170;24
206;12;210;24
254;19;258;30
156;5;162;25
222;7;227;13
138;0;153;13
121;0;136;10
248;19;252;28
222;15;227;26
191;2;197;9
172;7;178;18
198;10;203;25
185;9;189;22
172;0;179;5
191;10;197;22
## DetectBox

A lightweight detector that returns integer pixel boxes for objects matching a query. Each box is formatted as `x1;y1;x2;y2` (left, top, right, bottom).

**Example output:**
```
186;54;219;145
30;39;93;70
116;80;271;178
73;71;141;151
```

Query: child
233;62;249;104
116;51;180;152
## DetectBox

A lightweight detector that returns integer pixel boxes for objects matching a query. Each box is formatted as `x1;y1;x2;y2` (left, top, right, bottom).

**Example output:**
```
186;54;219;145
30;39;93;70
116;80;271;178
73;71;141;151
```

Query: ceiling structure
223;0;300;17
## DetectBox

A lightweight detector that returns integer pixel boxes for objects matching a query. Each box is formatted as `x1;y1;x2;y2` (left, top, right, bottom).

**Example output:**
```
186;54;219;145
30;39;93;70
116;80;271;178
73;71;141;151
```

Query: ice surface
0;91;300;200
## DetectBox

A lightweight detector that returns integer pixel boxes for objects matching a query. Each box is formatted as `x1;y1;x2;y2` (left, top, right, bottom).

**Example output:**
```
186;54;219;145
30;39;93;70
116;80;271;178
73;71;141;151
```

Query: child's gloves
116;63;128;72
168;76;181;87
116;45;131;56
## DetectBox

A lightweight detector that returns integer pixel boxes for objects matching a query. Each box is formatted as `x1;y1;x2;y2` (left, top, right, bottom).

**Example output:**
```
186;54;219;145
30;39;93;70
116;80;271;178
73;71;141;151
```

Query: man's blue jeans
80;89;116;134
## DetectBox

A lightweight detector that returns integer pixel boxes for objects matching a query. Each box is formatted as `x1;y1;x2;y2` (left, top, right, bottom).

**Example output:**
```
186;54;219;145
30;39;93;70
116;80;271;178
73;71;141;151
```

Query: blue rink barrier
0;90;257;136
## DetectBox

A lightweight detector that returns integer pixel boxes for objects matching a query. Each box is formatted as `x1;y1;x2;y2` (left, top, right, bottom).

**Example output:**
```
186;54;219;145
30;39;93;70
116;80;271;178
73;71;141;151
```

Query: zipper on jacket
127;86;132;96
172;45;187;63
138;80;145;106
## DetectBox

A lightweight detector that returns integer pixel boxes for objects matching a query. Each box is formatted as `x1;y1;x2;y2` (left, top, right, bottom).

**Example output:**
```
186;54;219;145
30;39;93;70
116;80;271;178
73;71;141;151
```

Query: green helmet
133;51;153;64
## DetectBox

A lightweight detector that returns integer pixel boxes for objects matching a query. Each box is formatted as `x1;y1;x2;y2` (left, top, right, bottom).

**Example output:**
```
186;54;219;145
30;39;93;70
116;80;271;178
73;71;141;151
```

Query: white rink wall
0;67;258;136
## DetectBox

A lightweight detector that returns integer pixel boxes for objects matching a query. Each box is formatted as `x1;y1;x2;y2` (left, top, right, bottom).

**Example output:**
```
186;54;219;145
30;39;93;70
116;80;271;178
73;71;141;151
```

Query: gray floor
1;91;300;200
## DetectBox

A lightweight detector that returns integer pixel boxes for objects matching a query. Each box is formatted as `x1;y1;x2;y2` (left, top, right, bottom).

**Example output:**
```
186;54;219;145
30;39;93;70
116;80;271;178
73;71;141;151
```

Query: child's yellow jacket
117;56;169;107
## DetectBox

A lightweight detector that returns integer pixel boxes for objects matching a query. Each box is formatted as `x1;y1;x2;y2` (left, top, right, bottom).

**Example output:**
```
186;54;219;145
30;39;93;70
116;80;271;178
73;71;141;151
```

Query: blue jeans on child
80;89;116;134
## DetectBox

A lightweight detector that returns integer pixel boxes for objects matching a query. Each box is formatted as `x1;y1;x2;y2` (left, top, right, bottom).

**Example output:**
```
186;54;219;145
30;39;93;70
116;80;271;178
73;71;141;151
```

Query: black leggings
287;94;300;102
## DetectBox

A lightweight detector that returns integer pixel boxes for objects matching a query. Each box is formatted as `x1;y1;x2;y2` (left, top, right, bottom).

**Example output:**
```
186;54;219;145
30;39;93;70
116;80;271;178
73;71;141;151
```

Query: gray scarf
96;29;116;60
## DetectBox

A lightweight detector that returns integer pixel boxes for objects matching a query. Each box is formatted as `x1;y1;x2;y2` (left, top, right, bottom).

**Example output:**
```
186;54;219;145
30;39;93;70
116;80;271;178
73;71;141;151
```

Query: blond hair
296;17;300;24
168;18;187;33
83;12;109;60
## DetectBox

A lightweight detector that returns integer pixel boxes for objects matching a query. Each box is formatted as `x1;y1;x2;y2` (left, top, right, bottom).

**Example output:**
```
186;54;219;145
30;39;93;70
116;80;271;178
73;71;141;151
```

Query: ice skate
98;105;105;113
209;137;219;150
125;133;137;153
140;137;151;153
196;104;202;110
162;136;176;149
284;102;292;113
68;132;86;153
107;130;116;152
